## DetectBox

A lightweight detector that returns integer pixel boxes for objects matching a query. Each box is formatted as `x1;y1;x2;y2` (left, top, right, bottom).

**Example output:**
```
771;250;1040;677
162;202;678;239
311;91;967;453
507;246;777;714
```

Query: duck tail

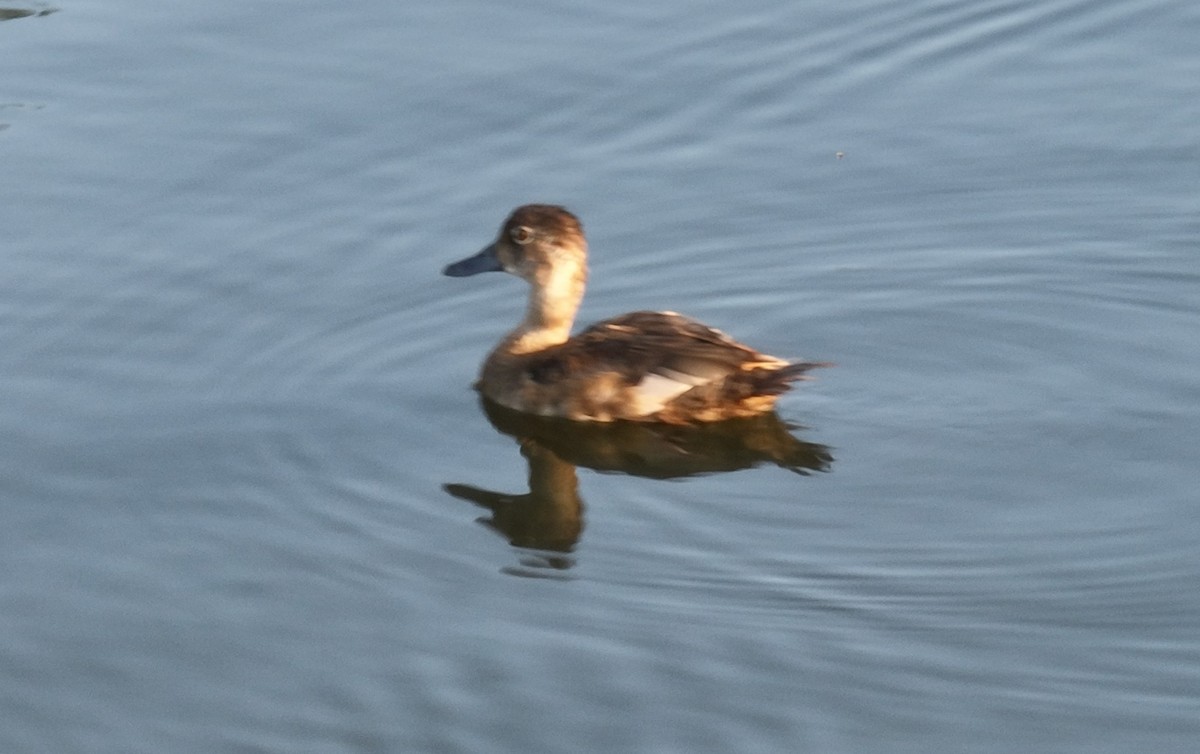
778;359;833;381
749;360;832;398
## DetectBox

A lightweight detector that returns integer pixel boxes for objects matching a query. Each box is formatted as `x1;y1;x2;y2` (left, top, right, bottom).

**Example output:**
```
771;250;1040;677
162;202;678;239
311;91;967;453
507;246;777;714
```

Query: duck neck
504;261;586;354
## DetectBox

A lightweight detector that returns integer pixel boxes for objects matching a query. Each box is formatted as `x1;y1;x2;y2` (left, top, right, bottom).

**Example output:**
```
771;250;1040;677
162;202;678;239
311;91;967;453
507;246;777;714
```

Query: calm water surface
2;0;1198;752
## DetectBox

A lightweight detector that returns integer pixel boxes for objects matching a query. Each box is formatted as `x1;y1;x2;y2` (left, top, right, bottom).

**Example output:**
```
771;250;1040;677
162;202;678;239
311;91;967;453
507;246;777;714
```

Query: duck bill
443;243;503;277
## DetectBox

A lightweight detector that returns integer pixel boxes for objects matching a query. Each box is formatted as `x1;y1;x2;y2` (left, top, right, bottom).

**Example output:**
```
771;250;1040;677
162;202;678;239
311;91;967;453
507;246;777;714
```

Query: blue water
2;1;1198;752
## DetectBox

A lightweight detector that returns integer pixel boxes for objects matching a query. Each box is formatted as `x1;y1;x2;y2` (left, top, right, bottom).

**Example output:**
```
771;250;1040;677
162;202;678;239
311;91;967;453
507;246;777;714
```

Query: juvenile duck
443;204;829;423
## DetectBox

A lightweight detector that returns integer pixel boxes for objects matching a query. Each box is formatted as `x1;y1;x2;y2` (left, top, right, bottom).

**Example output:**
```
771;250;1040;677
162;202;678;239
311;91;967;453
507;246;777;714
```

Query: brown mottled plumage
443;204;829;423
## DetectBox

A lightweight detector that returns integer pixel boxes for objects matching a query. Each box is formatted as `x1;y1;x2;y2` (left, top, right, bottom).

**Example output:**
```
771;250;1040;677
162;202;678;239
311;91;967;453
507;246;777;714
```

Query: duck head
443;204;588;287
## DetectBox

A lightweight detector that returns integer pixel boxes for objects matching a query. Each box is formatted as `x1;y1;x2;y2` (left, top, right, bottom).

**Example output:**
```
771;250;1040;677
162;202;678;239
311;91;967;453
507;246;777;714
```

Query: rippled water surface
2;1;1198;751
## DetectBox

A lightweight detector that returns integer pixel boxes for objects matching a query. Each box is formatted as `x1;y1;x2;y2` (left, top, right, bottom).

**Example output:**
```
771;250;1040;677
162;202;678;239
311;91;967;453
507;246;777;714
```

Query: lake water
2;0;1198;751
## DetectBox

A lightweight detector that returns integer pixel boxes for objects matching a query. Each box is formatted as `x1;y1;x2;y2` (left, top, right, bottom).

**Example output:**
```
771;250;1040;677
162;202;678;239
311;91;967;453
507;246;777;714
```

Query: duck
443;204;829;423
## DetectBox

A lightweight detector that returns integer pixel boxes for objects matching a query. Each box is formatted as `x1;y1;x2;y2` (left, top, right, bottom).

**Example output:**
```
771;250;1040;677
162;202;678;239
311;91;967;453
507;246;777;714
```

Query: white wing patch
630;370;714;416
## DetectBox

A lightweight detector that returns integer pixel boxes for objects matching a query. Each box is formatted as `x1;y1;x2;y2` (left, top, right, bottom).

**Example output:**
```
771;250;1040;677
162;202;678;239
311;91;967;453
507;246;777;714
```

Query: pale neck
503;261;586;354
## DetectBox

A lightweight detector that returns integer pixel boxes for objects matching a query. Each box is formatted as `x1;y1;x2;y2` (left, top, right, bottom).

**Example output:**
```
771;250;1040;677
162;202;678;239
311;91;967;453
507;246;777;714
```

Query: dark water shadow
0;6;56;21
445;398;833;576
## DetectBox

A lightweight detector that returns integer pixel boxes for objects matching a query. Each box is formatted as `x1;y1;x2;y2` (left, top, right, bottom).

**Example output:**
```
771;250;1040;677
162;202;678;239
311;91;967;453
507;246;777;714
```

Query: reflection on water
445;398;832;574
446;441;585;574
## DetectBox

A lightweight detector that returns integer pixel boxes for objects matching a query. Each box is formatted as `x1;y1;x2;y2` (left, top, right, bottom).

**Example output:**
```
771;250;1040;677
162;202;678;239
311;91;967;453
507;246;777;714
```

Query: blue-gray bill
443;244;503;277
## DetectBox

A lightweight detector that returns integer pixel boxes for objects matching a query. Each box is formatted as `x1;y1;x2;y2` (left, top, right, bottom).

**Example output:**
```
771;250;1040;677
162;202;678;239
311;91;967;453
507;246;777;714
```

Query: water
2;0;1198;751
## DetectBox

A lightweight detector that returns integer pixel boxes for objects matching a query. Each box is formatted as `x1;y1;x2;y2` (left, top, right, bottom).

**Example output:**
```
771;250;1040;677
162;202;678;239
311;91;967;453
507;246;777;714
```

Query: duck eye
510;226;534;245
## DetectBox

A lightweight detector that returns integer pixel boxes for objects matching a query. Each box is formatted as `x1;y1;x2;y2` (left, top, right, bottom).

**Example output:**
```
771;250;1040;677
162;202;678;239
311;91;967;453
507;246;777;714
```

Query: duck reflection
444;398;833;574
